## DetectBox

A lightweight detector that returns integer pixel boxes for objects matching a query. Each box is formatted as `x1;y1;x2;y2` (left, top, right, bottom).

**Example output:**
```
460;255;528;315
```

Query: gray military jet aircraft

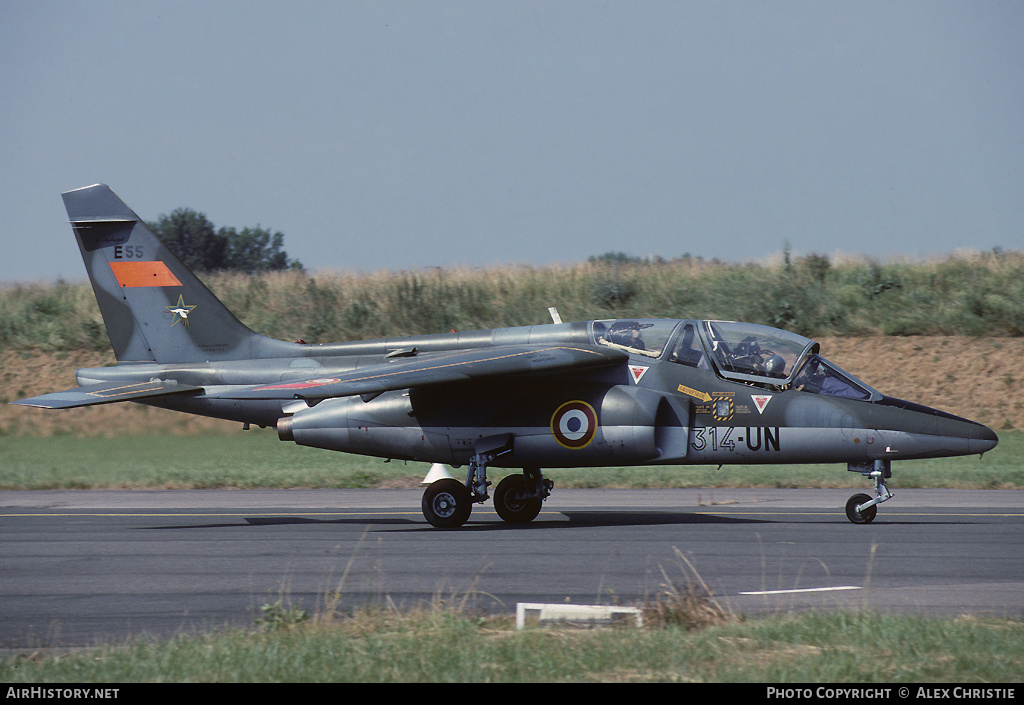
13;184;998;527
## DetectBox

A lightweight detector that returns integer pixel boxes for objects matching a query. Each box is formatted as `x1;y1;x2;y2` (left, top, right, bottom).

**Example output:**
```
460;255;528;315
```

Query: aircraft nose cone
938;414;998;456
970;422;999;455
876;396;999;458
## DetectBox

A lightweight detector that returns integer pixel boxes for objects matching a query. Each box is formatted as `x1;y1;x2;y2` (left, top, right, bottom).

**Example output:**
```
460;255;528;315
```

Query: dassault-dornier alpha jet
13;184;999;527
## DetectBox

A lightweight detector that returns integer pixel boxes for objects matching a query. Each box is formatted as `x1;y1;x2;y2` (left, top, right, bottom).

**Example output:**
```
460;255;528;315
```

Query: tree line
147;208;303;274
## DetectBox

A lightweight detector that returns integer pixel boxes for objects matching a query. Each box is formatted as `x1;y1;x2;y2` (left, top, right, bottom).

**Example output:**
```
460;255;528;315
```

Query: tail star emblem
165;295;197;326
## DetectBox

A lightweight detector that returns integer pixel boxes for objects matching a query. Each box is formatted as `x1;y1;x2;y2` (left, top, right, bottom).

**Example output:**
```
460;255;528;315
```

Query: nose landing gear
845;459;893;524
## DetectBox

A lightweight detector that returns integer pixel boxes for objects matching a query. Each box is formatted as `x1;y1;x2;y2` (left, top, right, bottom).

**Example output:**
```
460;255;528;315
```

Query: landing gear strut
420;436;552;528
845;459;893;524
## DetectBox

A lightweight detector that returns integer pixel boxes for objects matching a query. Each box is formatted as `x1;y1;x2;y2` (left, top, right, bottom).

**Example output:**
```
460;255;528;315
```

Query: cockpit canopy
591;319;679;358
699;320;814;384
592;318;881;401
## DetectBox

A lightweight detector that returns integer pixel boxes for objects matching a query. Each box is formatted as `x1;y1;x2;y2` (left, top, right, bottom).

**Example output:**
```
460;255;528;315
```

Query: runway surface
2;488;1023;647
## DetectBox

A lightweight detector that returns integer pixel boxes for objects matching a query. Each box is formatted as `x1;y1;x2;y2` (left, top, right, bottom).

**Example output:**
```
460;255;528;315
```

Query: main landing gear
420;436;552;528
421;479;473;528
845;459;893;524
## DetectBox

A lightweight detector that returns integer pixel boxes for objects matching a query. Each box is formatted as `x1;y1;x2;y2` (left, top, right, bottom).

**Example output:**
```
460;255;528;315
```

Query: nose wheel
845;459;893;524
845;493;877;523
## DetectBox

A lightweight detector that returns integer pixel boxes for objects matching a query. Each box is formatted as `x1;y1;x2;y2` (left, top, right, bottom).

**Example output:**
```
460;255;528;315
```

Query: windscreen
792;355;878;400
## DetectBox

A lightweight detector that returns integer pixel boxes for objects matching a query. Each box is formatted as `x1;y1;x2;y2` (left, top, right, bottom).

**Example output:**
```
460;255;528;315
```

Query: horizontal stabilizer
218;344;627;402
11;380;203;409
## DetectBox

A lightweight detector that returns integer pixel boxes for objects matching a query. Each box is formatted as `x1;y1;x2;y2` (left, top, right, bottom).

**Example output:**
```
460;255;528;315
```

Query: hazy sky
2;0;1021;283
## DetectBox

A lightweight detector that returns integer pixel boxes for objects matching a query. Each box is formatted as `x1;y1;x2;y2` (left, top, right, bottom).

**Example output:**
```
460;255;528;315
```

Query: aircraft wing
220;344;628;402
10;380;204;409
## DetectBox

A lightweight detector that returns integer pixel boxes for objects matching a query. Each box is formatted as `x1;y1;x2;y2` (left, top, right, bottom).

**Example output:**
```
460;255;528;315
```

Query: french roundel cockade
550;400;598;449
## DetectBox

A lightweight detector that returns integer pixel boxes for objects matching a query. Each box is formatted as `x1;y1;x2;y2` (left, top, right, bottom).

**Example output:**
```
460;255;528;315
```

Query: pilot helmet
764;355;786;377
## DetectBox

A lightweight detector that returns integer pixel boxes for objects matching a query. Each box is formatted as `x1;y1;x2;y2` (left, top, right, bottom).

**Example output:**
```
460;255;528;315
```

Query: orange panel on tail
109;261;182;287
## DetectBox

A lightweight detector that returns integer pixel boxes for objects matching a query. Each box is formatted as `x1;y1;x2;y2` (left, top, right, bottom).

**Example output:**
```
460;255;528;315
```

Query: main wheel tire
493;475;542;524
845;493;877;524
422;479;472;528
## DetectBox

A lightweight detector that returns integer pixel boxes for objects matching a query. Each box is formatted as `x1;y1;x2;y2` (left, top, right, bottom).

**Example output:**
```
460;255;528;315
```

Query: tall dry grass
1;249;1022;352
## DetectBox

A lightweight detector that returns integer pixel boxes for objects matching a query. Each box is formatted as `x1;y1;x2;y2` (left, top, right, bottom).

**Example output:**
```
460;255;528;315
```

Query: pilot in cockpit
722;336;787;378
608;321;650;350
763;354;787;378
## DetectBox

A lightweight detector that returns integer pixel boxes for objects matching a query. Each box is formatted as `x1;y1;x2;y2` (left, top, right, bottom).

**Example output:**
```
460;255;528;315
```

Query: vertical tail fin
64;184;296;363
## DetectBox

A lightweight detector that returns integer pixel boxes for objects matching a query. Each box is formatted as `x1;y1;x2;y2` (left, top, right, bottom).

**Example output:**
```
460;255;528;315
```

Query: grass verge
0;430;1019;490
2;607;1022;683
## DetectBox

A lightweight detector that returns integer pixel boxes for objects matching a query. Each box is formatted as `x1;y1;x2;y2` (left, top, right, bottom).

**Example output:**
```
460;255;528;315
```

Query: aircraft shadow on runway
550;511;772;526
143;516;420;530
364;511;778;532
141;510;776;531
140;511;964;532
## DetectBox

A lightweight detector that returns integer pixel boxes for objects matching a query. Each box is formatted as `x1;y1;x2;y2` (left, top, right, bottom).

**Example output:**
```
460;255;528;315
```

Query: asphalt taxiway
2;488;1022;647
